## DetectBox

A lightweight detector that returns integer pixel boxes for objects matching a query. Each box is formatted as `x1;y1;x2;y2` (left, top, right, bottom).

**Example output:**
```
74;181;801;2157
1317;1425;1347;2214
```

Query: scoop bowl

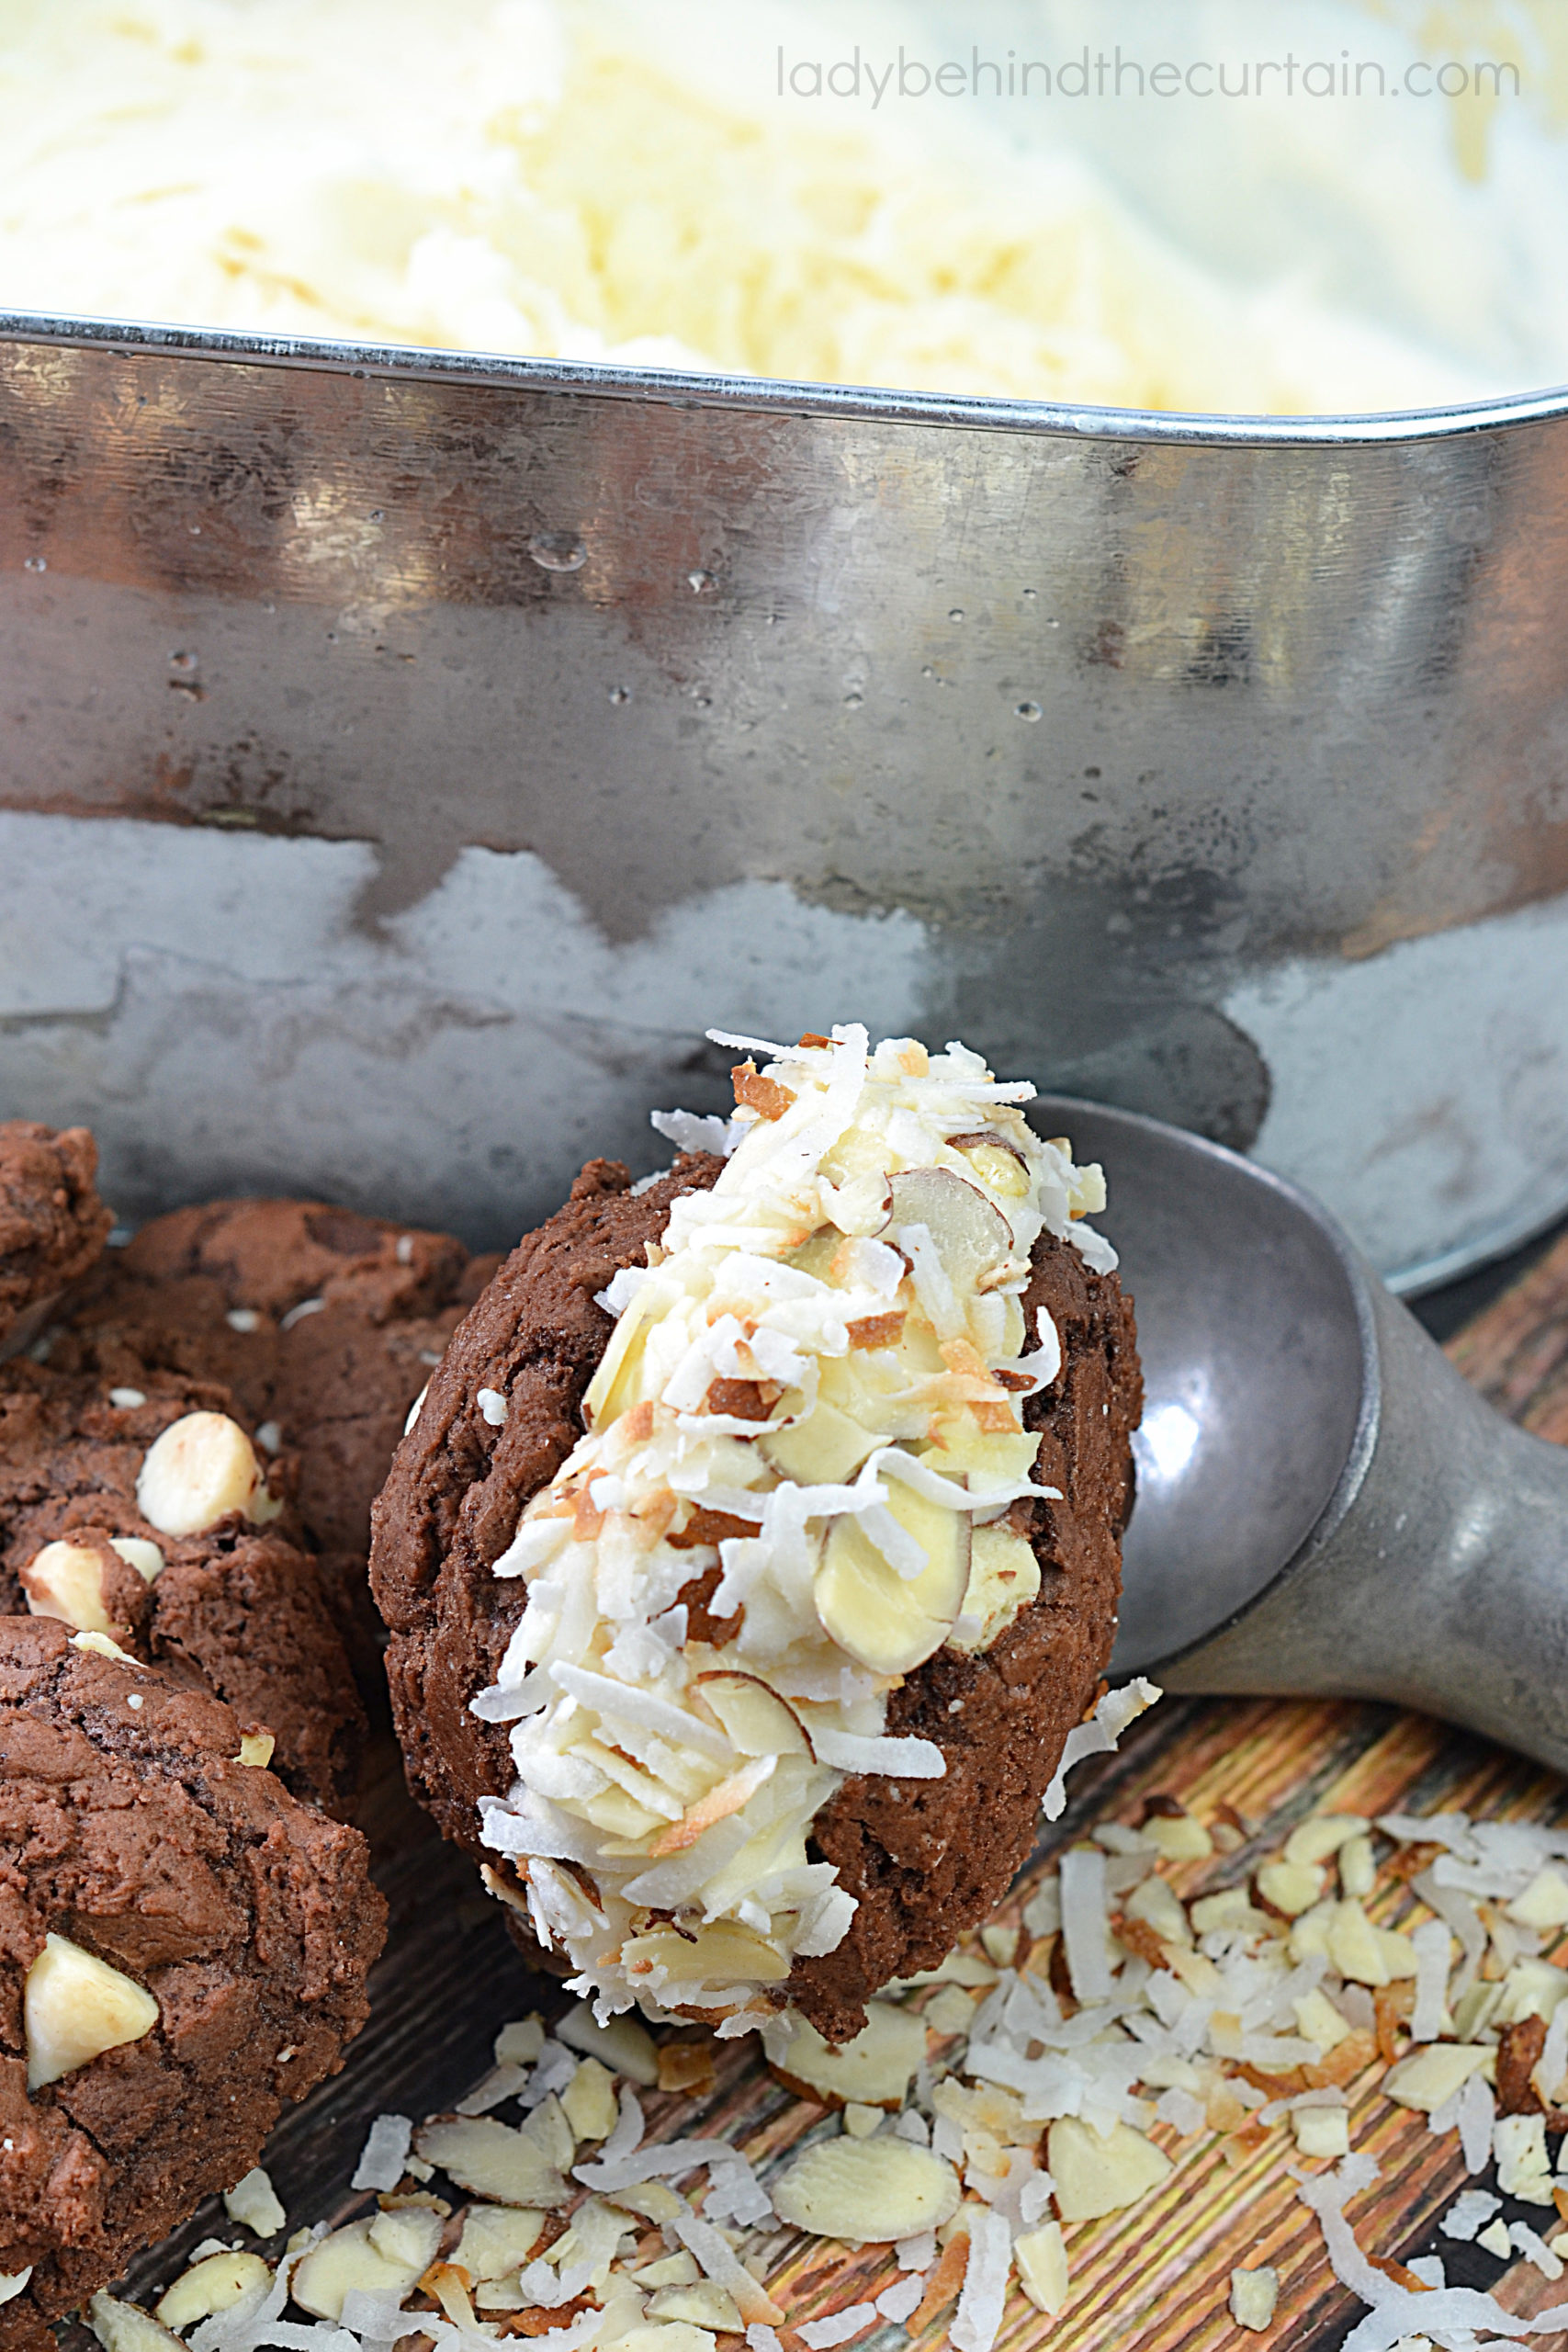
1041;1095;1568;1772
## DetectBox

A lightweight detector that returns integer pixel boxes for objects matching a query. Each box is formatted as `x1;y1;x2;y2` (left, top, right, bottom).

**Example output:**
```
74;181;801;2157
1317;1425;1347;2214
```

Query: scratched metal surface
3;320;1568;1286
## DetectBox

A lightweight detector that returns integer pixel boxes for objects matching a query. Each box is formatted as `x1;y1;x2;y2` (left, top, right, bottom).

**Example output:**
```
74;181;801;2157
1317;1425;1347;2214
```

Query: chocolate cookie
50;1201;494;1680
371;1150;1141;2042
0;1618;384;2349
0;1125;112;1361
0;1368;365;1818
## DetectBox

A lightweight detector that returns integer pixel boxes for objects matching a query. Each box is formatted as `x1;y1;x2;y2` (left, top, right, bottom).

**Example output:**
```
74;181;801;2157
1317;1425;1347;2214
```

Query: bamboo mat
120;1227;1568;2350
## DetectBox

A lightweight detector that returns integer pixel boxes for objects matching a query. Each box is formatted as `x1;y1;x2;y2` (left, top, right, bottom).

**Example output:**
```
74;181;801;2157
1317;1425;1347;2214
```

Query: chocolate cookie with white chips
0;1618;384;2352
0;1367;367;1818
0;1122;113;1361
372;1027;1143;2043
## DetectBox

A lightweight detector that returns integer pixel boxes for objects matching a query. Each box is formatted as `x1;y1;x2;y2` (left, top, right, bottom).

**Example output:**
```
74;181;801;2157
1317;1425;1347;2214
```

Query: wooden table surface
121;1227;1568;2351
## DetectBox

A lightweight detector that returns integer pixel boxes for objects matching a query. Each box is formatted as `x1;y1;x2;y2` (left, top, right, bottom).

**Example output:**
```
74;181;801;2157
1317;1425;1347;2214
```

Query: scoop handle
1162;1266;1568;1774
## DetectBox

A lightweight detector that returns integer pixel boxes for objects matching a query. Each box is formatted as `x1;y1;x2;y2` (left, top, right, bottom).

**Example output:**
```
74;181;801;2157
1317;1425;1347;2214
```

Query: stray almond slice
1257;1860;1325;1918
136;1411;275;1538
1229;2267;1280;2332
764;2001;925;2110
413;2116;570;2208
770;2137;959;2244
561;2056;618;2143
236;1731;276;1770
86;2294;186;2352
1014;2221;1069;2316
1282;1813;1368;1869
454;2206;547;2282
154;2252;271;2332
25;1932;158;2090
646;2284;744;2332
1048;2118;1174;2222
291;2219;425;2322
1382;2041;1495;2113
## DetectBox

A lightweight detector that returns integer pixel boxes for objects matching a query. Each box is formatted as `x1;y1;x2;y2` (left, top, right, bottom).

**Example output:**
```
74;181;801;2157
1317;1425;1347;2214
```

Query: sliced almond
1509;1869;1568;1931
1292;1986;1351;2053
136;1411;273;1537
1282;1814;1368;1869
453;2205;547;2282
520;2093;575;2171
86;2294;186;2352
1229;2267;1280;2332
154;2252;271;2331
1338;1833;1376;1898
648;1754;777;1856
1382;2041;1495;2113
886;1167;1014;1289
412;2116;570;2208
581;1284;659;1430
1124;1874;1191;1948
560;2056;618;2143
622;1918;790;1987
367;2206;443;2274
947;1524;1040;1652
25;1932;158;2090
237;1732;276;1770
693;1673;812;1758
764;2000;926;2110
1145;1813;1213;1862
1014;2221;1068;2316
290;2220;423;2322
761;1400;880;1487
1047;2118;1173;2222
1292;2108;1349;2158
557;2001;660;2086
646;2284;744;2332
1325;1900;1389;1985
816;1487;969;1676
1257;1860;1325;1918
770;2137;960;2244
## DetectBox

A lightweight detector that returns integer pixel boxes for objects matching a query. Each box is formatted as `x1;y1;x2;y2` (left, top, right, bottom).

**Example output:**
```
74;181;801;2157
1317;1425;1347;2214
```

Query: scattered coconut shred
92;1773;1568;2352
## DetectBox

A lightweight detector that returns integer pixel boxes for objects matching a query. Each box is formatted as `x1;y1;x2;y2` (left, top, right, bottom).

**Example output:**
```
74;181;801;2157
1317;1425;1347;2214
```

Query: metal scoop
1043;1096;1568;1774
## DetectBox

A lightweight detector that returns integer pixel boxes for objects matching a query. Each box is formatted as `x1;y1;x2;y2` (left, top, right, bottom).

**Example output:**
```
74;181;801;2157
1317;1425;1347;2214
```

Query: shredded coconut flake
349;2113;412;2193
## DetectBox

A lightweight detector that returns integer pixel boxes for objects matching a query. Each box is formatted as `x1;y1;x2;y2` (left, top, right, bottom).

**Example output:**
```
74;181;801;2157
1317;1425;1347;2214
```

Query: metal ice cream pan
2;311;1567;1286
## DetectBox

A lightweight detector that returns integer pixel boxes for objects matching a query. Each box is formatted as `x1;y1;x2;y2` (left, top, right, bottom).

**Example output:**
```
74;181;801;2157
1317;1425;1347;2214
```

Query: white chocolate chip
110;1536;164;1584
135;1412;275;1537
25;1933;159;2089
290;2220;424;2323
477;1387;508;1426
21;1542;114;1634
225;1309;261;1333
108;1387;147;1410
